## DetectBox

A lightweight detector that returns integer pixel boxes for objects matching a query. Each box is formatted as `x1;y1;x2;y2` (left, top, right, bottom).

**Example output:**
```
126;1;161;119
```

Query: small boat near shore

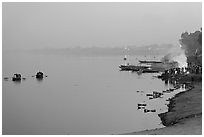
144;109;156;113
119;64;160;73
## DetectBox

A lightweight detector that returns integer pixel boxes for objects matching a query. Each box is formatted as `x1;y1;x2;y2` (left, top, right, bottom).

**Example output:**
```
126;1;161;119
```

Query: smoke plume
161;44;187;68
161;29;202;68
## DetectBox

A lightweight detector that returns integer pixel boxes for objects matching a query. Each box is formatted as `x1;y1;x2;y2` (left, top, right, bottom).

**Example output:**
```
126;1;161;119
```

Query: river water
2;51;184;134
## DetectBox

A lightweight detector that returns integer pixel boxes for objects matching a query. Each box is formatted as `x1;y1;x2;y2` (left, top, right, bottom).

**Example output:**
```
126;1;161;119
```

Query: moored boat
119;64;150;71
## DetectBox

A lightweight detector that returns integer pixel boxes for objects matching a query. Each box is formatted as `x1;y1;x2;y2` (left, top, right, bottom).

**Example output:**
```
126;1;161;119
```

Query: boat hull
12;78;21;81
139;60;162;64
119;65;149;71
36;75;43;79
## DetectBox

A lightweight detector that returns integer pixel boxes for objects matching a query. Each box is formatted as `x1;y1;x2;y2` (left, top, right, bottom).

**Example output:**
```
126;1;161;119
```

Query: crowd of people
163;65;202;77
187;64;202;74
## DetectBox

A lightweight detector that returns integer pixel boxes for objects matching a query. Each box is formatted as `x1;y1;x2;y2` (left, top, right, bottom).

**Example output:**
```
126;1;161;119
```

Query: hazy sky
3;2;202;50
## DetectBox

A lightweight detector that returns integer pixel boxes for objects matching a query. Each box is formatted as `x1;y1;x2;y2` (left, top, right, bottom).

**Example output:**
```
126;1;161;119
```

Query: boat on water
119;64;150;71
36;72;44;79
139;60;162;64
12;74;21;81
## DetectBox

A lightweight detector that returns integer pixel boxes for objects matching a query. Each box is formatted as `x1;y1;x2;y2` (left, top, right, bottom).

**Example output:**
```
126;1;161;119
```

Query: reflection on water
12;80;21;84
3;53;184;135
36;78;43;82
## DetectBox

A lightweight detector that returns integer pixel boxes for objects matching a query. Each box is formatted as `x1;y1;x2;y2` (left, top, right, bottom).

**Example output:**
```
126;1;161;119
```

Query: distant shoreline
122;82;202;135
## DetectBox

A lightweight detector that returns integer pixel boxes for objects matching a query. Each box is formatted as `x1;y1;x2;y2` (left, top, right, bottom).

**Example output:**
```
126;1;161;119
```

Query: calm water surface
3;52;181;134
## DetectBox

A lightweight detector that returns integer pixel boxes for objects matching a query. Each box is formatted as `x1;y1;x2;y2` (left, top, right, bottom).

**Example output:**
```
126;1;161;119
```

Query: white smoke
161;45;187;68
172;49;187;68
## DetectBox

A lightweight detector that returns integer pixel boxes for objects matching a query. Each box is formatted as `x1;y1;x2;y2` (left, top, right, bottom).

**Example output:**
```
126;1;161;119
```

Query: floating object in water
150;109;156;112
144;109;156;113
32;71;47;79
4;77;10;81
153;91;163;95
36;71;44;79
169;88;174;91
12;74;22;81
152;91;163;98
138;106;145;110
146;94;153;96
137;90;144;93
144;109;150;113
138;103;147;107
164;89;173;93
119;64;139;71
119;64;150;71
139;60;162;64
4;74;25;82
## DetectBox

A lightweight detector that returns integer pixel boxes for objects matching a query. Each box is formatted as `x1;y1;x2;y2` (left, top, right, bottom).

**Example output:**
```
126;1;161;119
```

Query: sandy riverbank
124;82;202;135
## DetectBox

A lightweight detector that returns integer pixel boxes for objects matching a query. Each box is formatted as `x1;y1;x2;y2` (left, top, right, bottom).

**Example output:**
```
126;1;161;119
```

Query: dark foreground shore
124;82;202;135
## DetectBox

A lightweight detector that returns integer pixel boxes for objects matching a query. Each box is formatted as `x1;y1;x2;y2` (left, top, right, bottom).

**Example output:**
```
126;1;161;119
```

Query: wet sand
124;82;202;135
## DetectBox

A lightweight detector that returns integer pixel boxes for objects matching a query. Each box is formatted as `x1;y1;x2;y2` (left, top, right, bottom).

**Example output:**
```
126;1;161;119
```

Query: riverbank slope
124;82;202;135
